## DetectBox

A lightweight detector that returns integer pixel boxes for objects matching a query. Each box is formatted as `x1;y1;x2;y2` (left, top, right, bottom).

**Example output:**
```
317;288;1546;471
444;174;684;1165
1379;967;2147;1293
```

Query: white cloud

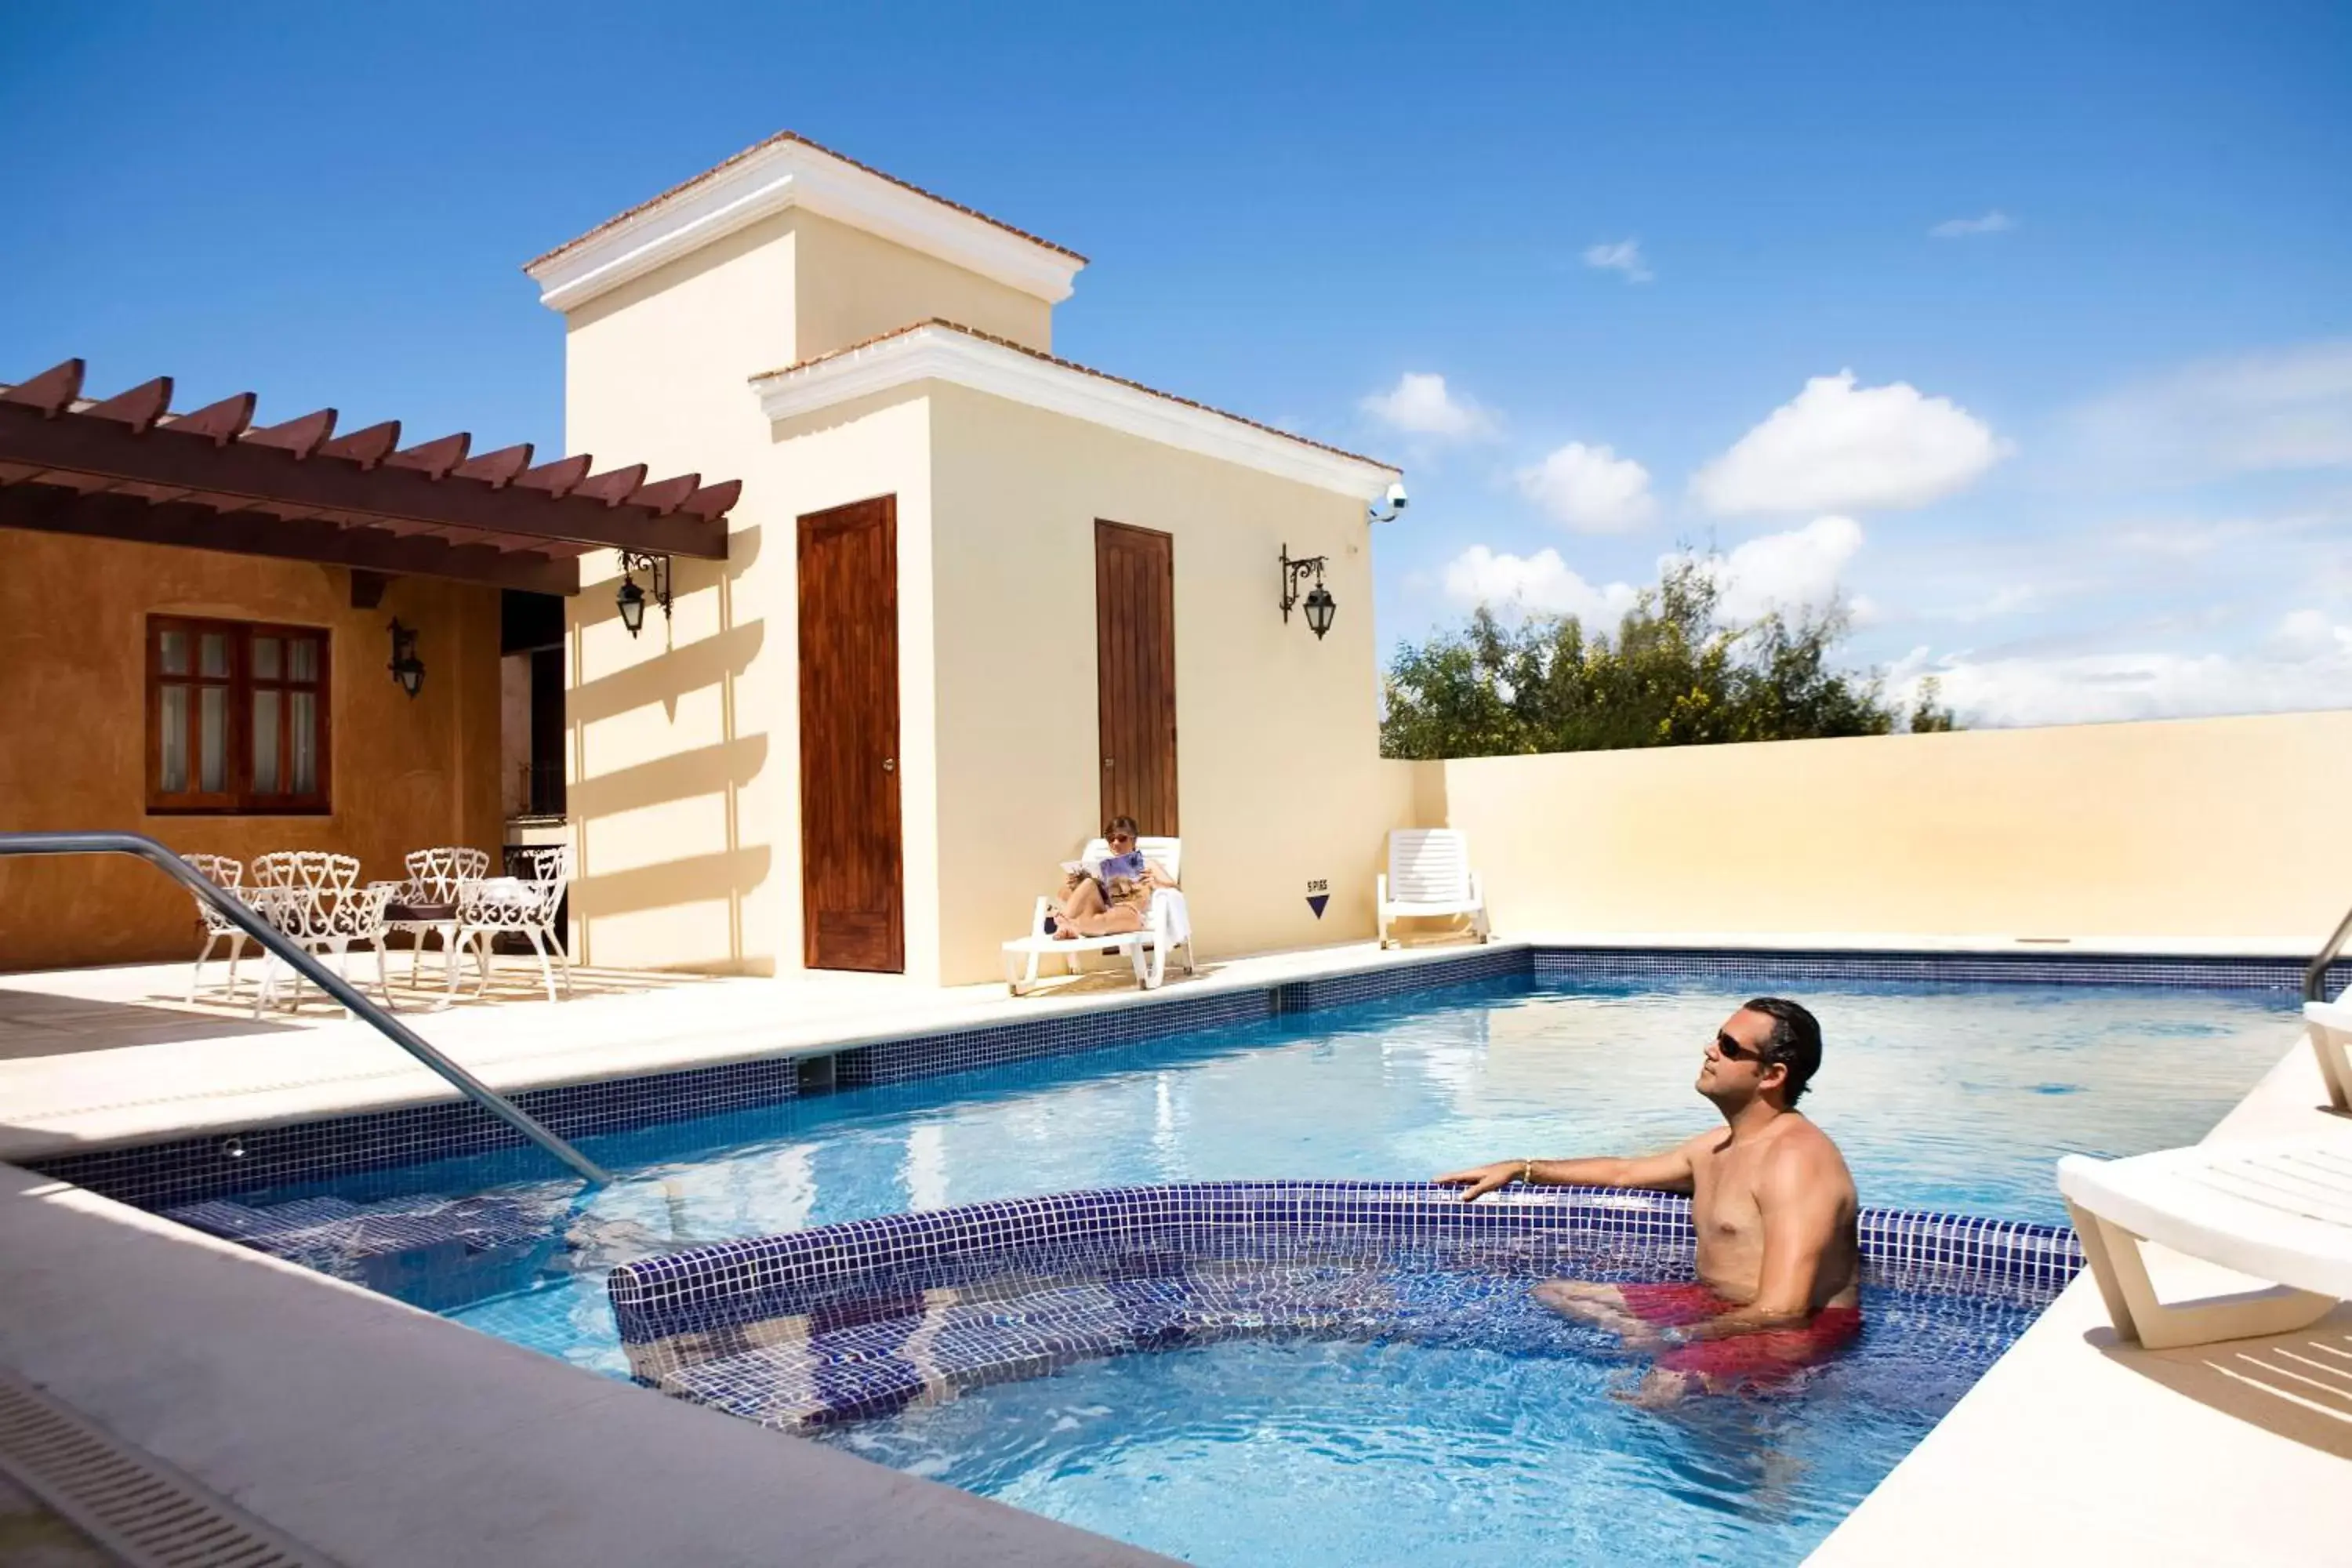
1930;210;2015;238
1515;442;1657;532
2268;608;2352;662
2069;339;2352;483
1359;372;1497;441
1943;583;2044;623
1443;545;1641;625
1583;239;1653;284
1685;516;1867;622
1690;370;2009;515
1892;612;2352;728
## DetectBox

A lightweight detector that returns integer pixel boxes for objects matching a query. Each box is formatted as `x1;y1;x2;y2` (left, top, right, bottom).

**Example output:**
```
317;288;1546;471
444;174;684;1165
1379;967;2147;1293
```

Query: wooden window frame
146;615;333;815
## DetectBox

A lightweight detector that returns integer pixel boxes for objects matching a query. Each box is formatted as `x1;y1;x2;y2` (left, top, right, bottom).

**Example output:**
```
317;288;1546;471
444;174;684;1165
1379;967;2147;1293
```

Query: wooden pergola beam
0;483;583;595
0;401;728;559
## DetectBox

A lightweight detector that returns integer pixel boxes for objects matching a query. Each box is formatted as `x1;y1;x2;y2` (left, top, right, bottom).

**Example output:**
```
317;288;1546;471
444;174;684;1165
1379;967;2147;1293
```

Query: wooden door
799;495;904;972
1094;521;1178;834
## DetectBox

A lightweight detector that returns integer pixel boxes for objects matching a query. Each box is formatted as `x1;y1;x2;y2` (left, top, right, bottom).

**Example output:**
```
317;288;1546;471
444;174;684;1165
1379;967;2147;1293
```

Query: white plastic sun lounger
1003;835;1195;996
2057;1138;2352;1349
2305;996;2352;1112
1377;829;1490;949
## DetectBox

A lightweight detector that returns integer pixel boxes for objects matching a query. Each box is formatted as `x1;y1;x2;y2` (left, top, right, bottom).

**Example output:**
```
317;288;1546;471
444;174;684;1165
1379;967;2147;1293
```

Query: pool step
163;1191;565;1311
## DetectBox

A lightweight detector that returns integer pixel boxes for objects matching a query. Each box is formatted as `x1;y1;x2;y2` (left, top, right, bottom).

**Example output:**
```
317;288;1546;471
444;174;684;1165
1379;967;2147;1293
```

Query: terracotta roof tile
526;131;1086;272
752;321;1399;476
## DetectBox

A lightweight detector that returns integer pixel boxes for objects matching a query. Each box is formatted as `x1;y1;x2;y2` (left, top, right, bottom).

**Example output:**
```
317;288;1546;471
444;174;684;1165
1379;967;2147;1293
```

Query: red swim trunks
1616;1282;1862;1388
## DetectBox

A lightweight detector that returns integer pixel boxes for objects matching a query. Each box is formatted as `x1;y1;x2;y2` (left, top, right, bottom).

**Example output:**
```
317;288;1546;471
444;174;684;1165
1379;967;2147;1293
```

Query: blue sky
5;2;2347;725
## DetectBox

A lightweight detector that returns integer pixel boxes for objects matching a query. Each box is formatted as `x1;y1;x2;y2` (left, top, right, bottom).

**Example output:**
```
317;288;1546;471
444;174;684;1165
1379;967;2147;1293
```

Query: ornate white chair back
183;855;245;935
510;844;572;924
404;846;490;906
332;881;398;942
250;851;359;942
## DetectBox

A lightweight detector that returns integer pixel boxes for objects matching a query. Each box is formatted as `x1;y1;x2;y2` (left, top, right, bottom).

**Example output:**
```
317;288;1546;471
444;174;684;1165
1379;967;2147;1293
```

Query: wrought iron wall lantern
1279;546;1338;640
615;550;672;637
386;619;425;699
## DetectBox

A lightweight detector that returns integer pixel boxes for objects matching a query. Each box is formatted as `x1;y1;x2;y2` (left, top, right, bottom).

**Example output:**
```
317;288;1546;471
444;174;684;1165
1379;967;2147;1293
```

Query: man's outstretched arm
1436;1138;1701;1201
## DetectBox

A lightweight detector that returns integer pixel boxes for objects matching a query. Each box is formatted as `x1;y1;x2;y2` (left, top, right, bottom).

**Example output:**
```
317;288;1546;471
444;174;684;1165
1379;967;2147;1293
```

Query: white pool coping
1809;1024;2350;1566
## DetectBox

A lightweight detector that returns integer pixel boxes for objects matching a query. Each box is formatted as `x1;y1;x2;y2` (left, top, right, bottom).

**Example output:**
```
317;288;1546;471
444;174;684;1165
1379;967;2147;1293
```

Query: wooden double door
1095;520;1178;836
797;508;1178;974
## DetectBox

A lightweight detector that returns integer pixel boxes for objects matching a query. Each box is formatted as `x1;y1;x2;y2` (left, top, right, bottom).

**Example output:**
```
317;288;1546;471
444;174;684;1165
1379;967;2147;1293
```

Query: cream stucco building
529;132;1415;985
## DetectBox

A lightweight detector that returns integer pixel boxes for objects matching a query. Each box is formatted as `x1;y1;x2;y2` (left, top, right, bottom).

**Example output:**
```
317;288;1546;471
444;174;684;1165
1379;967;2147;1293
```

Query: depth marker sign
1305;878;1329;919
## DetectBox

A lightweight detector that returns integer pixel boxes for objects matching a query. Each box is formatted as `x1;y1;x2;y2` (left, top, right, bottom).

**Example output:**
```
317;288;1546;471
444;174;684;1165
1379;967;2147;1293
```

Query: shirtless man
1437;997;1860;1403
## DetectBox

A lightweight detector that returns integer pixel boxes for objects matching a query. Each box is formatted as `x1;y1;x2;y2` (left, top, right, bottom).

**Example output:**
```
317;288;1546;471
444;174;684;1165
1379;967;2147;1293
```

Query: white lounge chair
2057;1138;2352;1349
1003;836;1194;996
1377;829;1490;949
2306;997;2352;1112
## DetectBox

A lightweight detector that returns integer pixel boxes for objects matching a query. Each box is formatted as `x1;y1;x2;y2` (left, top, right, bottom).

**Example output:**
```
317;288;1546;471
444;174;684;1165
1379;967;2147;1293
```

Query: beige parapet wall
1418;709;2352;946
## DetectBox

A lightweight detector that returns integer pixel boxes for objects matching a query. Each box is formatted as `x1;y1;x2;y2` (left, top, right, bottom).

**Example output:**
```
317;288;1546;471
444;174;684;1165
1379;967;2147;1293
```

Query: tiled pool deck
0;932;2345;1565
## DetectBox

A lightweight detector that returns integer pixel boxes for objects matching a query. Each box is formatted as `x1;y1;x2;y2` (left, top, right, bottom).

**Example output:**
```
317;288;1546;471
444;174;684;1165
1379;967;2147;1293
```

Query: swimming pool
144;968;2296;1566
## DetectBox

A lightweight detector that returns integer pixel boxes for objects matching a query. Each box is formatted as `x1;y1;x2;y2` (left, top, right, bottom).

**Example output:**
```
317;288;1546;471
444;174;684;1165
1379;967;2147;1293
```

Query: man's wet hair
1741;997;1823;1106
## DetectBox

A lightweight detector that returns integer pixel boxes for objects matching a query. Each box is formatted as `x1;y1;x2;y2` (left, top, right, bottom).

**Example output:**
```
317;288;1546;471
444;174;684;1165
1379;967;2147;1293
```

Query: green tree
1907;676;1959;734
1380;557;1954;759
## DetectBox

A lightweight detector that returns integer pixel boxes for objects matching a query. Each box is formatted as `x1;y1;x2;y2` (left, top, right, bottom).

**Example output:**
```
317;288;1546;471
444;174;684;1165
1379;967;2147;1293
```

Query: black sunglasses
1713;1029;1771;1065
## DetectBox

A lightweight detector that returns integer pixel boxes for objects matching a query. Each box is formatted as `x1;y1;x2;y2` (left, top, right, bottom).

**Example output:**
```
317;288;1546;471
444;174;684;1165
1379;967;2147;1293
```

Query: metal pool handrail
0;830;611;1186
2310;902;2352;1004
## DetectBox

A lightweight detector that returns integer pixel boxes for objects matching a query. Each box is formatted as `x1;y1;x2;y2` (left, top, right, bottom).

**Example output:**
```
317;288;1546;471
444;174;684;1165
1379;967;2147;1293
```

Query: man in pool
1436;997;1860;1404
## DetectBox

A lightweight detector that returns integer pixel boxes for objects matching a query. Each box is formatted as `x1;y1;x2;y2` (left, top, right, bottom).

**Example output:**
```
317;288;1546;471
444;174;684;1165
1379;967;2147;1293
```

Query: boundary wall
1408;709;2352;947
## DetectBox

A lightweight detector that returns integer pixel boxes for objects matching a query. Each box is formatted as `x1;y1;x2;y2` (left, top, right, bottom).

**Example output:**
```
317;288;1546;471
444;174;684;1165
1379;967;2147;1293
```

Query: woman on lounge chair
1048;816;1177;940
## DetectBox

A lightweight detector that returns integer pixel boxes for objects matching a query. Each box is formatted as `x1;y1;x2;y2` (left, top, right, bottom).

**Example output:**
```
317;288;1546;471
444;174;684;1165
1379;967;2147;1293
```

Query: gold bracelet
1519;1159;1535;1186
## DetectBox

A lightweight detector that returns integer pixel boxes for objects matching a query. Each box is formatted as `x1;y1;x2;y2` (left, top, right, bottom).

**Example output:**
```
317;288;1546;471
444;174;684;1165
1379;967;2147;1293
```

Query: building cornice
526;138;1086;314
750;324;1402;502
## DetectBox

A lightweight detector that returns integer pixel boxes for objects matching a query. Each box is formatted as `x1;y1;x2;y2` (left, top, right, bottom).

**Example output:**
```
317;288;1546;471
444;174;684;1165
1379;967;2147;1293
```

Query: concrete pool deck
0;937;1510;1161
0;935;2342;1564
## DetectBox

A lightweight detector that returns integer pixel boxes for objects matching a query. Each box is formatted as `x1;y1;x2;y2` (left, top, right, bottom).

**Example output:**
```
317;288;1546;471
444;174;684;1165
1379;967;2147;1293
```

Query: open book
1062;850;1149;886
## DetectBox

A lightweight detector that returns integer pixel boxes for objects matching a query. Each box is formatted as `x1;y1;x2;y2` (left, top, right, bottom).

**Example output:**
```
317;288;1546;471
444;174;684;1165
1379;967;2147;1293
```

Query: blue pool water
827;1277;2035;1568
216;974;2296;1566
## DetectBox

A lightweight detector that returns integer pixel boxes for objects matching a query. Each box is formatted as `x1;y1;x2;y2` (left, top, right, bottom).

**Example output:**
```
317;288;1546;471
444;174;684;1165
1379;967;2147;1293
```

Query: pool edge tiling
28;942;2339;1212
604;1180;2082;1430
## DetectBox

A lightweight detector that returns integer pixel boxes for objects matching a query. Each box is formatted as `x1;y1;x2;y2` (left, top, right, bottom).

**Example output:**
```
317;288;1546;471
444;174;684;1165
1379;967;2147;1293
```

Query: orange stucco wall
0;530;506;970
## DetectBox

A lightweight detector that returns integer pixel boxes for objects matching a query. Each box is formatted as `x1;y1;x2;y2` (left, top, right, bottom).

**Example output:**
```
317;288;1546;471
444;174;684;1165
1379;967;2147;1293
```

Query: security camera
1370;480;1408;522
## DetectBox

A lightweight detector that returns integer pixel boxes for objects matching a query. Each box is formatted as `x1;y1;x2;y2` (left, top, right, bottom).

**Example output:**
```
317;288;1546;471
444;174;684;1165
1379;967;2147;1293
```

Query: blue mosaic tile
833;988;1278;1087
1533;946;2347;993
33;1051;804;1211
606;1180;2083;1428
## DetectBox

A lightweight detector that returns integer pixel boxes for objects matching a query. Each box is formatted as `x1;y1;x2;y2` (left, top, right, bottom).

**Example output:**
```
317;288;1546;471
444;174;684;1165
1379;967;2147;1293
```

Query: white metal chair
452;844;573;1004
385;846;491;990
183;854;252;1004
2059;1138;2352;1349
1377;829;1490;949
1004;836;1194;996
249;851;390;1016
